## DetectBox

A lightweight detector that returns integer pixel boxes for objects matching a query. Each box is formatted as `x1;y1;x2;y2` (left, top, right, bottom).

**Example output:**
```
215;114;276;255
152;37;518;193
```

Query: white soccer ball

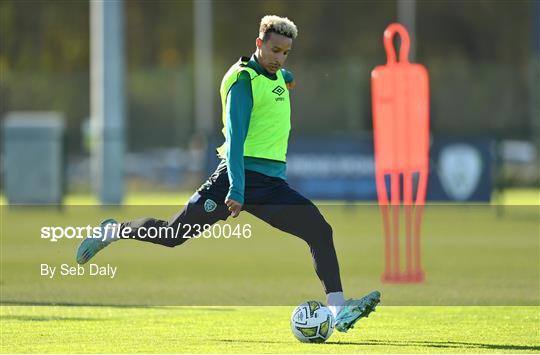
290;300;335;343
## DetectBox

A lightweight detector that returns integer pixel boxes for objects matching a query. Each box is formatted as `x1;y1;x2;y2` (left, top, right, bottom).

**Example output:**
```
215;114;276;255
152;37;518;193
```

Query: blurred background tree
0;0;535;154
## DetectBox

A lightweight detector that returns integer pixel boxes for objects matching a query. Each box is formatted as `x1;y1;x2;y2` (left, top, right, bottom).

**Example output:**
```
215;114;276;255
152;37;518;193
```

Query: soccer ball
290;301;335;343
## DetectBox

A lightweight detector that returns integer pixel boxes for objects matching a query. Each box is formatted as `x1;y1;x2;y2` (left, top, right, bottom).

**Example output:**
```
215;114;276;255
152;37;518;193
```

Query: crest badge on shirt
204;199;217;213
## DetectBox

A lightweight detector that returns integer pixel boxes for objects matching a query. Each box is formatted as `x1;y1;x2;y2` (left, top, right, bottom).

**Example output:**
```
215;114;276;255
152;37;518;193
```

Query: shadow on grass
218;339;289;345
0;301;235;312
1;315;104;322
326;339;540;351
218;339;540;351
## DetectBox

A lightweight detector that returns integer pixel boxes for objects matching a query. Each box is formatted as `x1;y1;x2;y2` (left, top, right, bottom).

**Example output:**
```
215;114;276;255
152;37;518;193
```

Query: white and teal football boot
76;218;118;265
335;290;381;332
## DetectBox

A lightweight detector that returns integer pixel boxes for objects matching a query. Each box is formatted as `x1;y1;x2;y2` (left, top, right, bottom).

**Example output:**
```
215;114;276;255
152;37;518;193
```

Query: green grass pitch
1;306;538;353
1;189;539;353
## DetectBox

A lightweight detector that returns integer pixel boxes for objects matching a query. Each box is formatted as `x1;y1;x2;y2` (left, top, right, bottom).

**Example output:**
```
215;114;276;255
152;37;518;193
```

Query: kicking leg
76;163;232;264
76;191;229;264
123;192;229;247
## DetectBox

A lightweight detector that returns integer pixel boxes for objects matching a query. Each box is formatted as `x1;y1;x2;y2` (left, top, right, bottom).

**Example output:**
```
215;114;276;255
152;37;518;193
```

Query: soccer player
77;15;380;332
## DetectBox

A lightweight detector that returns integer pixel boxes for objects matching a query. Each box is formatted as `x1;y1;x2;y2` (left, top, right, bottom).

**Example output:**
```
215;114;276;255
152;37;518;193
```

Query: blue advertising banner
206;137;494;202
286;139;377;200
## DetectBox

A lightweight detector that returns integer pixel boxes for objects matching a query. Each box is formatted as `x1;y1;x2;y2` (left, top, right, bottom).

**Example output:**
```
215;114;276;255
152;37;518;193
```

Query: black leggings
121;168;343;294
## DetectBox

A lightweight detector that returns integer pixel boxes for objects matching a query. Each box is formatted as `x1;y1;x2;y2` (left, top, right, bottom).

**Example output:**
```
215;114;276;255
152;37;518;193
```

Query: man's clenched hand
225;198;242;218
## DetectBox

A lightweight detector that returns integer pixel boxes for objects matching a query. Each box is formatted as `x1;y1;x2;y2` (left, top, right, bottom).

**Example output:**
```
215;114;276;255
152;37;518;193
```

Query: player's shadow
328;339;540;351
218;339;539;351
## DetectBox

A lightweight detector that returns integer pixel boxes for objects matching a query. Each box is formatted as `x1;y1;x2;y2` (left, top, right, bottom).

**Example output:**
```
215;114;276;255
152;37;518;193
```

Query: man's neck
252;53;277;79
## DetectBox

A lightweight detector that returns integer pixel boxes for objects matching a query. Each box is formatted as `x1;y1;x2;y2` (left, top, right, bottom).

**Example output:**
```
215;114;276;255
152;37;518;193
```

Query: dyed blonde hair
259;15;298;39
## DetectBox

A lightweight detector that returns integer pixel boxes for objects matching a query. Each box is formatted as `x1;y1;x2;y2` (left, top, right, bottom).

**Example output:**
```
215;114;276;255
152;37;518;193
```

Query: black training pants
120;165;343;293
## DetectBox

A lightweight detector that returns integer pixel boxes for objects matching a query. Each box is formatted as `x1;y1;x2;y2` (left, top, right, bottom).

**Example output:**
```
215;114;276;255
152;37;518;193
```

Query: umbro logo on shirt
272;86;285;96
272;86;286;102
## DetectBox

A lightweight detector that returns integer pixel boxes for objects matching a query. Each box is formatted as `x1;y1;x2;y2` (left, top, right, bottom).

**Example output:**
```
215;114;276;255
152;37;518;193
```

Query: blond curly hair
259;15;298;39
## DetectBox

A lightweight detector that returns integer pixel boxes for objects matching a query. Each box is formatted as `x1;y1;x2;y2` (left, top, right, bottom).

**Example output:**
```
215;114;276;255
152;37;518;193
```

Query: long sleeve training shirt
223;55;294;204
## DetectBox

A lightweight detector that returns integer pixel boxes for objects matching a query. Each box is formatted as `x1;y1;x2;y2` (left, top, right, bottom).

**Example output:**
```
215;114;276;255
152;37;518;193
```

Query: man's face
255;32;293;74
